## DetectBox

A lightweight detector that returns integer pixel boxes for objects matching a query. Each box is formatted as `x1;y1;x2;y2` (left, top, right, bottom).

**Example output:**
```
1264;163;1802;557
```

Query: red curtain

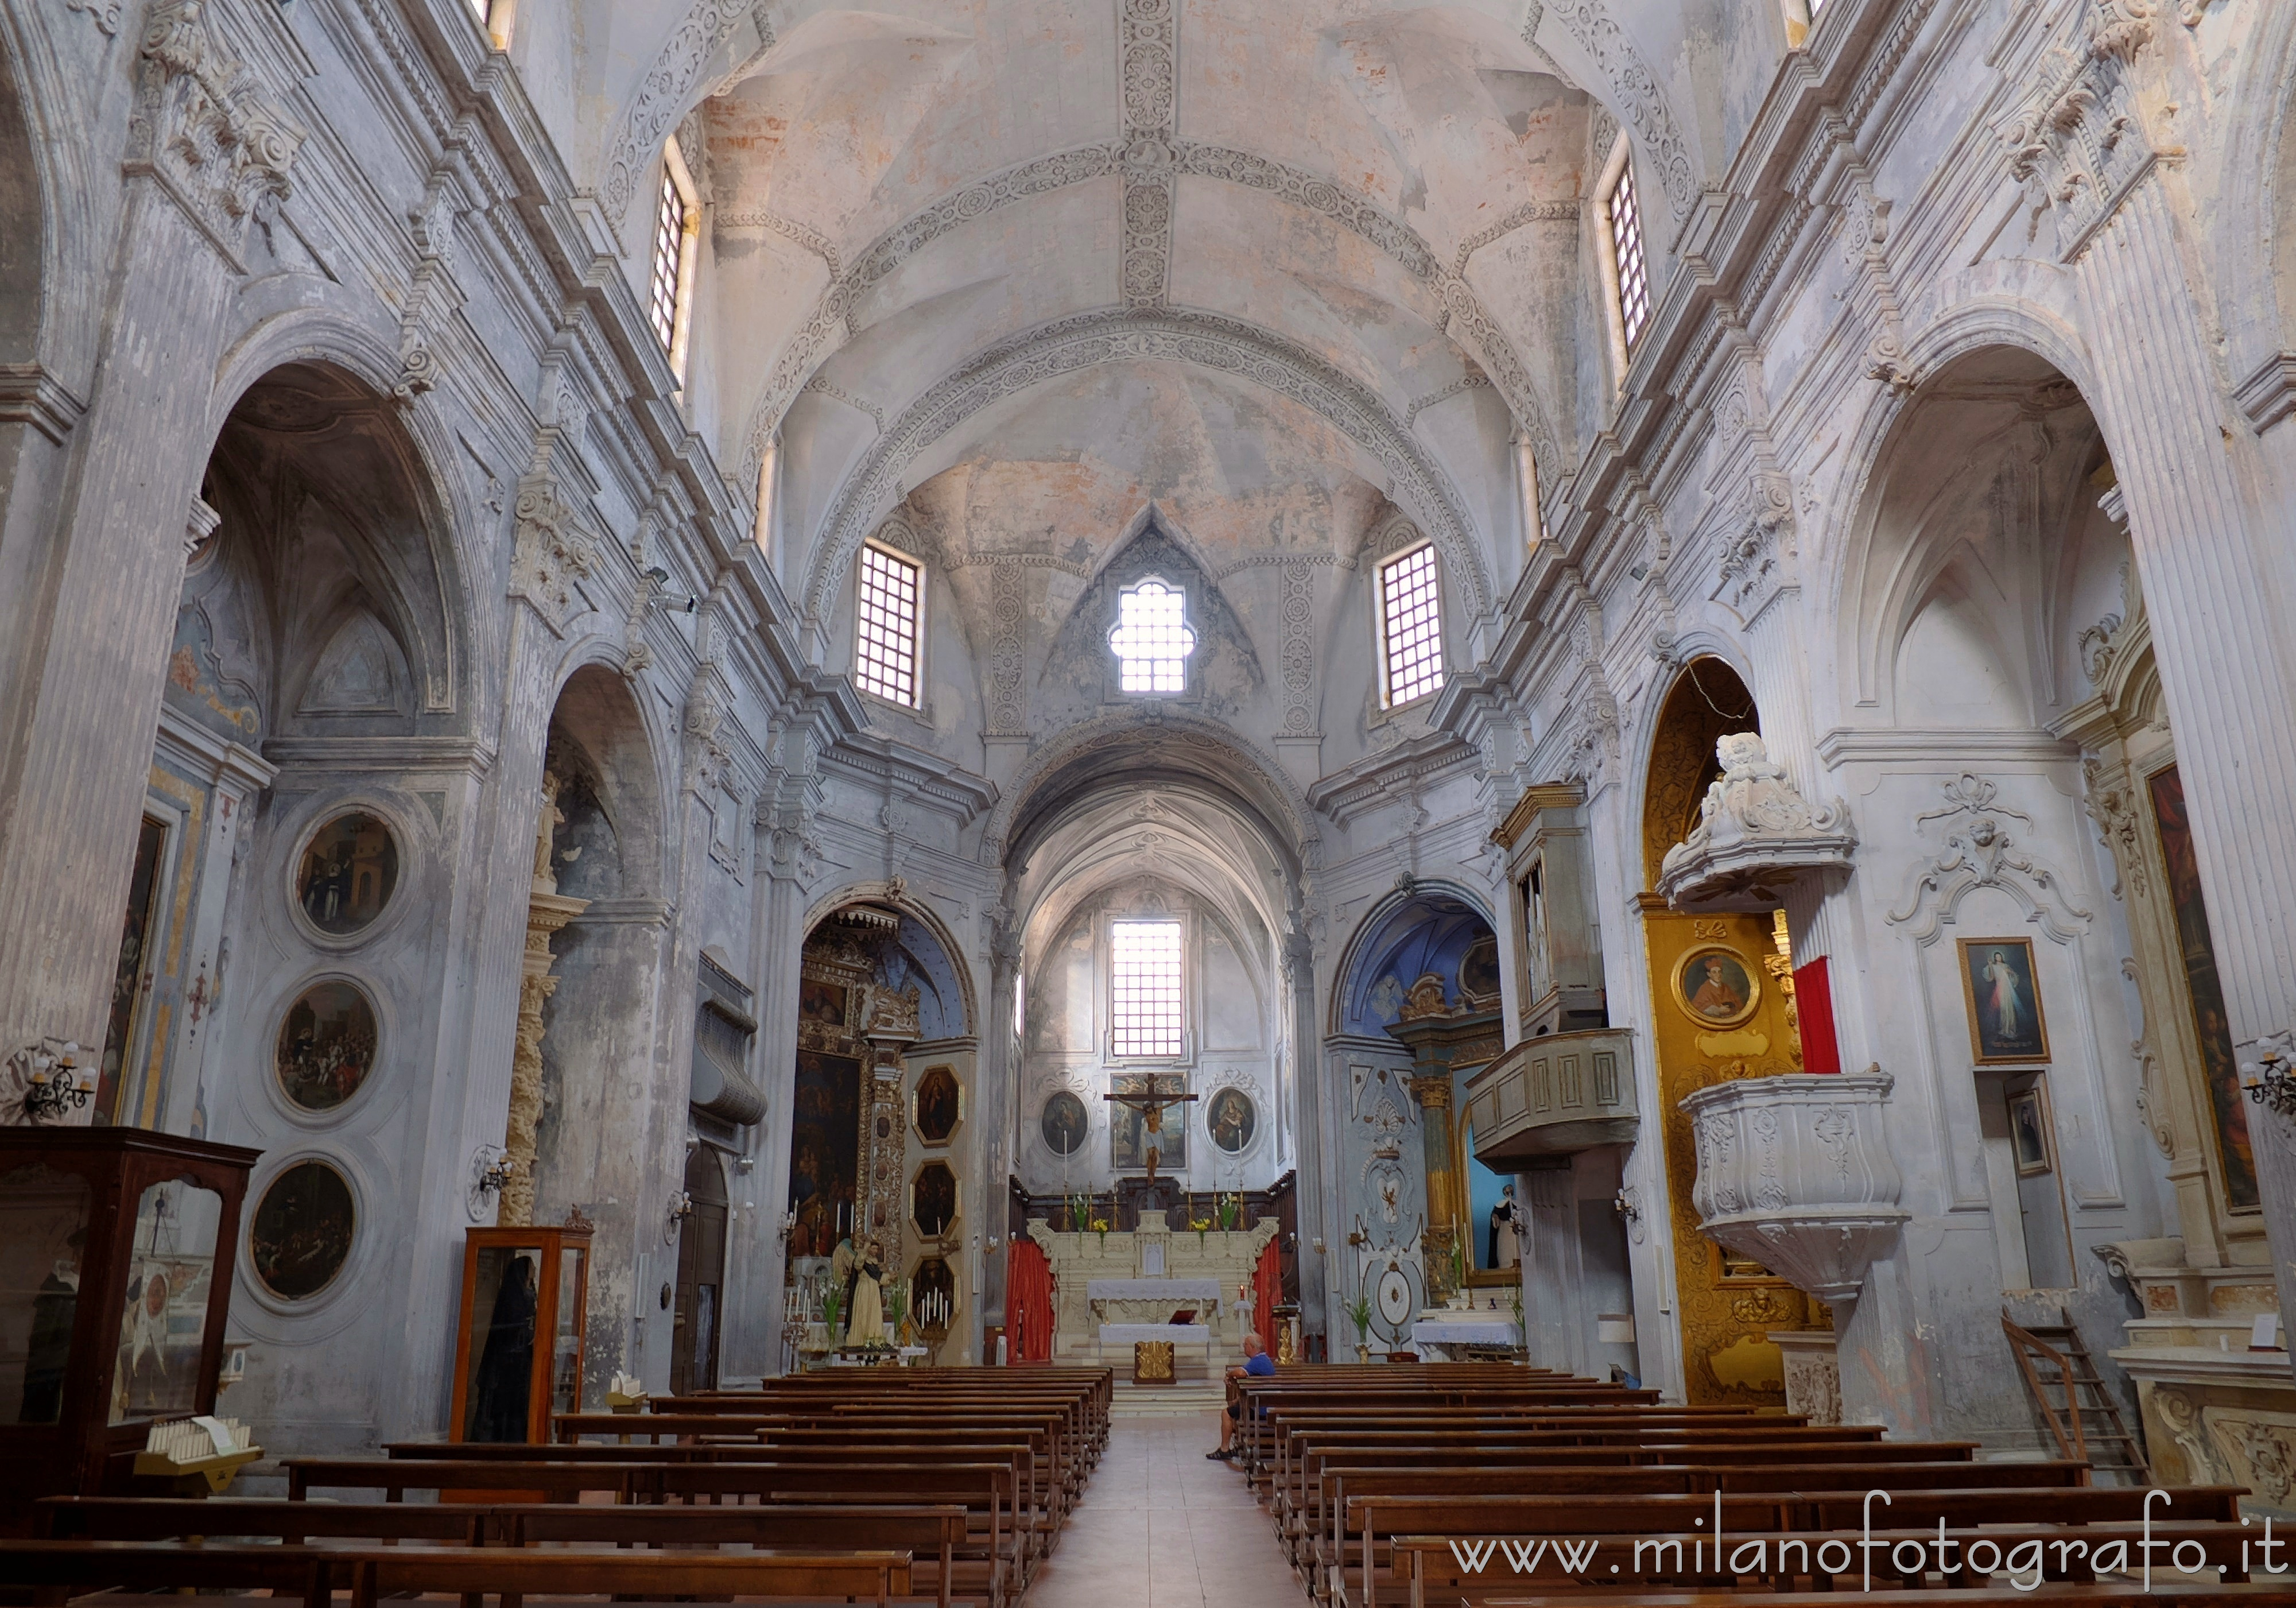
1251;1235;1282;1351
1006;1237;1055;1363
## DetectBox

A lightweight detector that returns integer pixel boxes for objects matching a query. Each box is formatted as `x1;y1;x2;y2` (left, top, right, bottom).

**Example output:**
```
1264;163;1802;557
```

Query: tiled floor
1021;1412;1304;1606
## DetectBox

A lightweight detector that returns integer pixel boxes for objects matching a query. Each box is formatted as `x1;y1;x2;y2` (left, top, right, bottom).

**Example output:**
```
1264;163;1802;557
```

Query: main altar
1027;1217;1278;1378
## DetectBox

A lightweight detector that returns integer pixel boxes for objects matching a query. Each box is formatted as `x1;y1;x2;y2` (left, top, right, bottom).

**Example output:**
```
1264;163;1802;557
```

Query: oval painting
276;981;379;1111
295;812;400;936
250;1159;355;1301
1207;1087;1256;1154
1671;945;1759;1029
1040;1091;1087;1157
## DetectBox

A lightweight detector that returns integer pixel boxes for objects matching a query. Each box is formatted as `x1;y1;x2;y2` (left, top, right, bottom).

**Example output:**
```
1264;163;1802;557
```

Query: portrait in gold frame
1669;943;1760;1030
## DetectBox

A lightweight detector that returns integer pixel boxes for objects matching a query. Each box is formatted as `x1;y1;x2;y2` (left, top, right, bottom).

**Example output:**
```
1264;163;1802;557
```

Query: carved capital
130;0;305;253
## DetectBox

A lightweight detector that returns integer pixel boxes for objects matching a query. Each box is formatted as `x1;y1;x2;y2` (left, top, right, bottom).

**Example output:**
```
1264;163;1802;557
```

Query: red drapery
1251;1234;1282;1351
1006;1237;1056;1363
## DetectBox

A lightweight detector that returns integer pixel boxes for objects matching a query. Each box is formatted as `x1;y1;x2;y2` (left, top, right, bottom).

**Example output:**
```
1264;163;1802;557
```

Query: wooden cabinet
0;1128;259;1524
447;1225;591;1443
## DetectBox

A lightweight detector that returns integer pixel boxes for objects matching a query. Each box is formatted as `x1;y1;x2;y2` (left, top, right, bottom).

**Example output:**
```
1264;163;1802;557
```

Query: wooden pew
495;1501;969;1608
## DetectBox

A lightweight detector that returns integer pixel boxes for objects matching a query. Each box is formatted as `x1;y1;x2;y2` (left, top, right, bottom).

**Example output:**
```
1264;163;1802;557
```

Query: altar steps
1110;1381;1227;1417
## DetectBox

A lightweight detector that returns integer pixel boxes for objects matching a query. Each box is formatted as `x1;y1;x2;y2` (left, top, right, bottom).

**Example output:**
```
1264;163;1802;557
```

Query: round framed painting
250;1159;356;1301
1670;944;1760;1029
294;811;400;937
1040;1091;1087;1157
1205;1087;1256;1155
276;981;379;1111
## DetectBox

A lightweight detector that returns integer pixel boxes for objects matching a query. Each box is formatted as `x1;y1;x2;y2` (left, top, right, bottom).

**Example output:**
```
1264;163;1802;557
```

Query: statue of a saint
834;1235;887;1346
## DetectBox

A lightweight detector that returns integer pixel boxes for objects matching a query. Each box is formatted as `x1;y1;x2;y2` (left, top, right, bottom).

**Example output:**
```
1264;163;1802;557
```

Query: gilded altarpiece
1640;665;1821;1406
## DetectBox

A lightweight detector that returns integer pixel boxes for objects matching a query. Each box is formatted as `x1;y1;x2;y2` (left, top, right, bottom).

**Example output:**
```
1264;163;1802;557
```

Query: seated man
1207;1331;1274;1460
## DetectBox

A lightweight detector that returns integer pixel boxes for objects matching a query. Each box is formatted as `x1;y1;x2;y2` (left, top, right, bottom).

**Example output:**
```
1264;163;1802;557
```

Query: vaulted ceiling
653;0;1610;627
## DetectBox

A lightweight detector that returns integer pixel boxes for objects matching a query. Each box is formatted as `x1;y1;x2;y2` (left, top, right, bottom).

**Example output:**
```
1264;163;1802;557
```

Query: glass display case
0;1129;258;1525
447;1224;591;1443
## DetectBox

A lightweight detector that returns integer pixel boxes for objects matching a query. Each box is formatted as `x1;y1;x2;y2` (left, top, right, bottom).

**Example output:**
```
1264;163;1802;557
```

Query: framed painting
1040;1091;1087;1157
1205;1087;1256;1155
910;1160;957;1239
249;1159;355;1301
1669;944;1759;1029
1957;936;2050;1065
798;978;848;1030
913;1064;961;1146
294;812;399;937
2007;1086;2053;1177
275;981;379;1111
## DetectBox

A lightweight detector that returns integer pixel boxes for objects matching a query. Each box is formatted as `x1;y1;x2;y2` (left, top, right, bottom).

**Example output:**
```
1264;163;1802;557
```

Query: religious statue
1488;1182;1523;1271
532;770;565;895
834;1235;887;1346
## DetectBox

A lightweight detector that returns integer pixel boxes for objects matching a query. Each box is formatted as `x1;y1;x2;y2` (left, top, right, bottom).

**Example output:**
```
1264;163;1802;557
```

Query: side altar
1027;1217;1278;1377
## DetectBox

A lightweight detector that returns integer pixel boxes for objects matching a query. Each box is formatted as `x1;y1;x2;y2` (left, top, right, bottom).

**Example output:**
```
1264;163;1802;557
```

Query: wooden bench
0;1537;912;1608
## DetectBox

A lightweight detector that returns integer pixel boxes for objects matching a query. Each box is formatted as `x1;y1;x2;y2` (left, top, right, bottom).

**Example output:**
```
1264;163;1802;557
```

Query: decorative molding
718;208;842;277
2233;351;2296;432
1543;0;1696;218
1403;371;1491;427
0;364;90;445
1681;1071;1907;1313
1656;733;1856;912
1118;0;1179;309
1884;773;2092;942
801;375;885;435
602;0;770;224
986;563;1026;737
129;0;306;255
1278;561;1316;737
63;0;123;36
1997;0;2166;262
509;474;598;633
1711;471;1798;620
801;307;1493;633
1450;198;1578;277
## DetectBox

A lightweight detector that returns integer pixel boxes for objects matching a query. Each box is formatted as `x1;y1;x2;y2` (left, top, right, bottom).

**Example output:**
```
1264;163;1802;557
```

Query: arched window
650;137;701;380
1108;578;1196;693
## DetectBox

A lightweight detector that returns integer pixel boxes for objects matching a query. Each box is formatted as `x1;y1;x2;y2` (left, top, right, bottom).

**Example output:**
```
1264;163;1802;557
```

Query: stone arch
1829;342;2121;729
980;706;1321;882
1327;881;1498;1039
798;881;979;1043
188;362;471;739
0;1;105;381
1638;657;1759;888
800;308;1495;637
541;661;673;904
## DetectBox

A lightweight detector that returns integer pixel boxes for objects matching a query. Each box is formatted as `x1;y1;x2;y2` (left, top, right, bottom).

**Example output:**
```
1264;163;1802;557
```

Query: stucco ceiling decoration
602;0;775;225
798;306;1494;636
734;135;1568;493
1538;0;1697;218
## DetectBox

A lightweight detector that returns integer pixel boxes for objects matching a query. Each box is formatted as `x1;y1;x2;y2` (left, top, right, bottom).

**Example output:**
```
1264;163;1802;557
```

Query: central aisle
1020;1412;1302;1607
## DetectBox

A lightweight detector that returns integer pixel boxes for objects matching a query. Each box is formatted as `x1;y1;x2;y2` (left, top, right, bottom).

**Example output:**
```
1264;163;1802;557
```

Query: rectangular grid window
1110;920;1184;1057
1609;154;1651;352
854;544;922;706
649;164;687;355
1378;543;1445;706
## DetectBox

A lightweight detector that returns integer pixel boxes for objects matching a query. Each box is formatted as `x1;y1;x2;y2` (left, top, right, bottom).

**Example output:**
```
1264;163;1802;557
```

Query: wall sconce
14;1040;91;1124
466;1147;516;1221
1613;1187;1643;1226
2248;1049;2296;1119
664;1189;696;1245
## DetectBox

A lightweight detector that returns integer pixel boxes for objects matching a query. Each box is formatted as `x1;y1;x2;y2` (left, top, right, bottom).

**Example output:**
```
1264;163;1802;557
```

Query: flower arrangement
1089;1213;1111;1246
1188;1193;1213;1246
1217;1191;1242;1231
1450;1234;1468;1297
1344;1292;1374;1351
820;1279;843;1337
1065;1191;1094;1234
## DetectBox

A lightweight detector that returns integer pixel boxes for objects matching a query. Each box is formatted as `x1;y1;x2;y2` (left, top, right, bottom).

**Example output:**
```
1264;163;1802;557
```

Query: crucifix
1104;1075;1197;1184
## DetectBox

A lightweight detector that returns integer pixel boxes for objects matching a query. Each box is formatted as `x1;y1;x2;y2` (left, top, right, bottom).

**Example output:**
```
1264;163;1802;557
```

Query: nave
15;1345;2296;1605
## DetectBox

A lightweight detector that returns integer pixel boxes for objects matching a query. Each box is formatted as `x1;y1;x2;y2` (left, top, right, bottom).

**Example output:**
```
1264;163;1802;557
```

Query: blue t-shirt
1243;1351;1275;1377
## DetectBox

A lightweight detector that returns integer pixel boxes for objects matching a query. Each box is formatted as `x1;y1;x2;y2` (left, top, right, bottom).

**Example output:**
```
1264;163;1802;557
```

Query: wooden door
670;1149;728;1394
